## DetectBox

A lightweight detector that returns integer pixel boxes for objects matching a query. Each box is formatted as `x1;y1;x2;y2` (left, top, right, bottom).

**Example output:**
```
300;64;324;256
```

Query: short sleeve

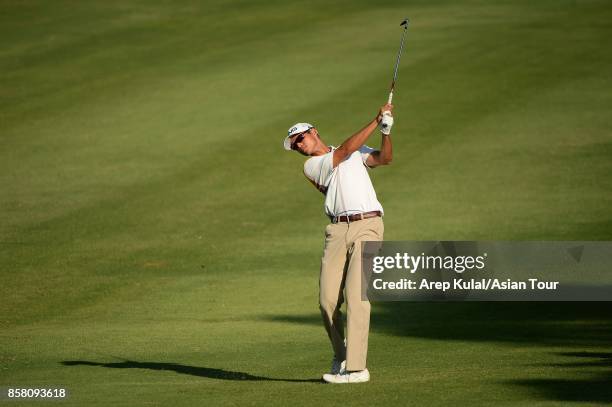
304;149;335;187
303;160;315;182
359;145;376;164
318;150;334;178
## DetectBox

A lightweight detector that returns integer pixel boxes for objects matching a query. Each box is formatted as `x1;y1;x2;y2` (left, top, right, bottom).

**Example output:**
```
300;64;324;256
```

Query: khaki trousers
319;216;384;371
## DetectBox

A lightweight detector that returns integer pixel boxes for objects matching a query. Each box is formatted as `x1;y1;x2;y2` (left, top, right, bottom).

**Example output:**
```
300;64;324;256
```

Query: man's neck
310;140;332;157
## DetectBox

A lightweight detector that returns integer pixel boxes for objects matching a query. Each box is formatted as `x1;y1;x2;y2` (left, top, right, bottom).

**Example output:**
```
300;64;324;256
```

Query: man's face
290;128;317;156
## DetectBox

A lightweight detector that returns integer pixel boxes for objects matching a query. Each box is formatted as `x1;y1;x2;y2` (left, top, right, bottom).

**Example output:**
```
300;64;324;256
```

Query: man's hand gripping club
332;103;394;168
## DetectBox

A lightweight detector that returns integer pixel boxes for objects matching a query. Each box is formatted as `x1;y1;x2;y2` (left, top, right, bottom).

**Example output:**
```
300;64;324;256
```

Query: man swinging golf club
283;18;408;384
283;104;393;383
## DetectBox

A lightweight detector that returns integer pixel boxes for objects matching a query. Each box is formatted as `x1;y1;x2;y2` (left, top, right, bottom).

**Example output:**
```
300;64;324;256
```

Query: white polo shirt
303;146;384;218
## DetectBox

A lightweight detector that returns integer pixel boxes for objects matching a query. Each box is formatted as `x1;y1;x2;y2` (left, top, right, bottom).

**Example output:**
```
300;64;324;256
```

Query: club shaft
388;22;409;104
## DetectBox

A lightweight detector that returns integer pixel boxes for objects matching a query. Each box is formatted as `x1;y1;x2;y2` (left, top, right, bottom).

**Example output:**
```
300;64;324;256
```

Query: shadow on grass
264;302;612;402
507;351;612;404
266;302;612;347
374;302;612;346
61;360;321;383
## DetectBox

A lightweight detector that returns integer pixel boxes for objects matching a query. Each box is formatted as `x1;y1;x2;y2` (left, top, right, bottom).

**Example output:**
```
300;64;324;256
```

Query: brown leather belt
331;210;382;224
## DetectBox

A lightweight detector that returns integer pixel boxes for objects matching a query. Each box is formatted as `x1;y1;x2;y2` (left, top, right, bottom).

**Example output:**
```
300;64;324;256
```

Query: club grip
387;91;393;104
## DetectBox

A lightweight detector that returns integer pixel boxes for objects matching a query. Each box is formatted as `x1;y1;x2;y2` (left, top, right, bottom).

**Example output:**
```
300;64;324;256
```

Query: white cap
283;122;314;151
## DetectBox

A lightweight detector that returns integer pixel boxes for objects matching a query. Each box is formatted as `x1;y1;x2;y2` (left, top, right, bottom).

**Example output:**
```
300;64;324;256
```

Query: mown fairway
2;0;612;405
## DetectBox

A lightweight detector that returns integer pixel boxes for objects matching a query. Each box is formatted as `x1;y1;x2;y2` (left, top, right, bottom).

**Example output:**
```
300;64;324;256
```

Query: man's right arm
303;162;328;195
305;176;327;195
333;103;393;168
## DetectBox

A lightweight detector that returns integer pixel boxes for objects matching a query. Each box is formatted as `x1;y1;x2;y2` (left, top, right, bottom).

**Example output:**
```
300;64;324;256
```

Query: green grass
2;0;612;405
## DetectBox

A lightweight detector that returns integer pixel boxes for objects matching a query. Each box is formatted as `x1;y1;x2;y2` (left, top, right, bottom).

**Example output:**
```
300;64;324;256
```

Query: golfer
283;103;394;384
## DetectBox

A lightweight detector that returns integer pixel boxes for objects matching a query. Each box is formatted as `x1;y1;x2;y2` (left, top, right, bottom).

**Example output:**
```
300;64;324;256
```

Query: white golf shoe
330;357;346;375
322;368;370;384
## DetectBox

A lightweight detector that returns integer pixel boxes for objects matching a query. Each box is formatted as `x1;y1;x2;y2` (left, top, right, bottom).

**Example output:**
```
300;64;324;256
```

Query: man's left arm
365;133;393;168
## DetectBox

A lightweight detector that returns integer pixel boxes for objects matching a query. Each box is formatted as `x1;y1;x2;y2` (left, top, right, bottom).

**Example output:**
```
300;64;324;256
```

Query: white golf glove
380;111;394;135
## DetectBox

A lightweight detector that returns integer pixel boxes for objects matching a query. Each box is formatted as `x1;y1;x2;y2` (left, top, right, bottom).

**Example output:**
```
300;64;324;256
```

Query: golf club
387;18;409;105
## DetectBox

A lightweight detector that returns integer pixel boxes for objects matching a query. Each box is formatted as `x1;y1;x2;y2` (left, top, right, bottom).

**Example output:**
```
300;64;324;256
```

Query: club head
400;18;409;27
